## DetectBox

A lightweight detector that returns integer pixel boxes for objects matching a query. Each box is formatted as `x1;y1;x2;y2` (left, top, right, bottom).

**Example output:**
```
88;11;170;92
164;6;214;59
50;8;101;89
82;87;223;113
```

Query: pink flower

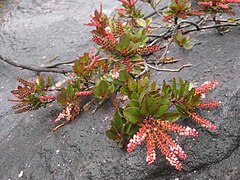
75;91;93;97
85;55;100;74
146;136;156;164
198;1;213;6
195;80;218;95
157;120;199;137
54;103;74;123
118;0;137;6
217;2;229;8
189;112;217;130
115;7;125;14
127;125;147;152
39;95;56;102
197;101;220;109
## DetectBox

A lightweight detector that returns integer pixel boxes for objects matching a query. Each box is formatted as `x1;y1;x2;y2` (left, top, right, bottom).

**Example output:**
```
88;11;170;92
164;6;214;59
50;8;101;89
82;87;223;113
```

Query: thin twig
148;1;163;18
144;6;167;19
183;22;240;34
149;21;240;39
0;54;71;74
158;21;183;63
135;62;149;79
44;51;100;68
146;63;192;72
43;60;75;68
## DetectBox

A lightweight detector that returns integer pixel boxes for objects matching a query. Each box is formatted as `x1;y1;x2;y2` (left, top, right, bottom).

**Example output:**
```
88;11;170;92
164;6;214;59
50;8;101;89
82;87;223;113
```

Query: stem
0;54;71;74
146;63;192;72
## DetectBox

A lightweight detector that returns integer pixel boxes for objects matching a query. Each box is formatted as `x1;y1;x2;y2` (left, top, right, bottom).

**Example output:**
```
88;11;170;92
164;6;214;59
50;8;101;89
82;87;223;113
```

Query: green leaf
119;70;131;82
106;129;117;140
151;81;157;91
137;76;149;93
128;78;137;92
129;125;139;135
183;43;193;49
172;78;176;91
228;17;235;23
123;107;142;124
124;123;132;133
136;18;147;27
154;104;169;117
128;100;139;107
46;75;53;88
140;94;155;116
121;85;130;95
37;75;45;89
113;111;123;126
67;84;75;99
157;112;181;122
130;92;139;100
119;34;130;50
184;88;195;100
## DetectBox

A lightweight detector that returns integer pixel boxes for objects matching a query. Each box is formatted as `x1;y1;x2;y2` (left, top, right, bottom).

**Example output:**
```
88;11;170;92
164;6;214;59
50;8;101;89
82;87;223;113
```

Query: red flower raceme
198;0;240;9
85;4;105;28
156;120;199;137
197;101;220;108
188;112;217;130
75;91;93;97
127;118;199;170
154;129;184;170
39;95;56;101
195;80;218;95
127;125;148;153
118;0;138;6
55;103;74;123
146;135;156;165
85;56;100;74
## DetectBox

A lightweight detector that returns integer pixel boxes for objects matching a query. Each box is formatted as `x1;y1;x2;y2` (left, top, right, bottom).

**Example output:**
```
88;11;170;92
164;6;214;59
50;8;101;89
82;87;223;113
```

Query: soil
0;1;239;180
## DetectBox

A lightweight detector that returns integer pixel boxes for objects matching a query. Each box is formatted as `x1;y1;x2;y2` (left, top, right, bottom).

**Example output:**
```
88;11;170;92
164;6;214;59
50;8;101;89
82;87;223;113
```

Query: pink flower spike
39;95;56;102
197;101;221;109
195;80;218;95
166;154;183;170
146;137;156;164
224;0;240;2
217;2;229;9
115;7;125;13
75;91;93;97
157;120;199;137
198;1;213;6
85;56;100;74
127;125;147;153
118;0;130;6
189;112;217;131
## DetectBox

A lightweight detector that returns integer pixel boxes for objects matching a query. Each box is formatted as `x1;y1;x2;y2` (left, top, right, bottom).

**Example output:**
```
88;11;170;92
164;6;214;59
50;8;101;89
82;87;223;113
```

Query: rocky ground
0;0;239;180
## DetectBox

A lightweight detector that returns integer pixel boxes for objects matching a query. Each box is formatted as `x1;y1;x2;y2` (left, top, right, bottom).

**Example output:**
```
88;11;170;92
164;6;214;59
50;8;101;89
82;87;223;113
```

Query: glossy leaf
123;107;142;124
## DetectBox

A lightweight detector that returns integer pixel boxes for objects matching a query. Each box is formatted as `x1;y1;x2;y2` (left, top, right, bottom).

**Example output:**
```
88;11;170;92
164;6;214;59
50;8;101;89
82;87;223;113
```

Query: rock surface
0;1;239;179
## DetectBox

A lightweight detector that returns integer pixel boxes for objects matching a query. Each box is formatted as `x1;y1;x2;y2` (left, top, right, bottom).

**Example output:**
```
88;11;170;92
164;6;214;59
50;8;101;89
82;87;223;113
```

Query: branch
148;21;240;39
144;6;167;19
183;22;240;34
43;51;100;68
146;63;192;72
158;21;183;64
135;62;149;79
0;54;71;74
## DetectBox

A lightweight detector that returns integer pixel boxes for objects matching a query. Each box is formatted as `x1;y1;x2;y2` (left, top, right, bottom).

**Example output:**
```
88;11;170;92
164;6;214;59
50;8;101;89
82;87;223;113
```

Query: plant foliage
9;0;239;171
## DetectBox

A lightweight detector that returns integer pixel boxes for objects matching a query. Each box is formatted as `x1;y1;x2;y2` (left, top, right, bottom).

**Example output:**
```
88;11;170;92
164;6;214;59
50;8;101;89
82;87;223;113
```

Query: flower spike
188;112;217;130
195;80;218;95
